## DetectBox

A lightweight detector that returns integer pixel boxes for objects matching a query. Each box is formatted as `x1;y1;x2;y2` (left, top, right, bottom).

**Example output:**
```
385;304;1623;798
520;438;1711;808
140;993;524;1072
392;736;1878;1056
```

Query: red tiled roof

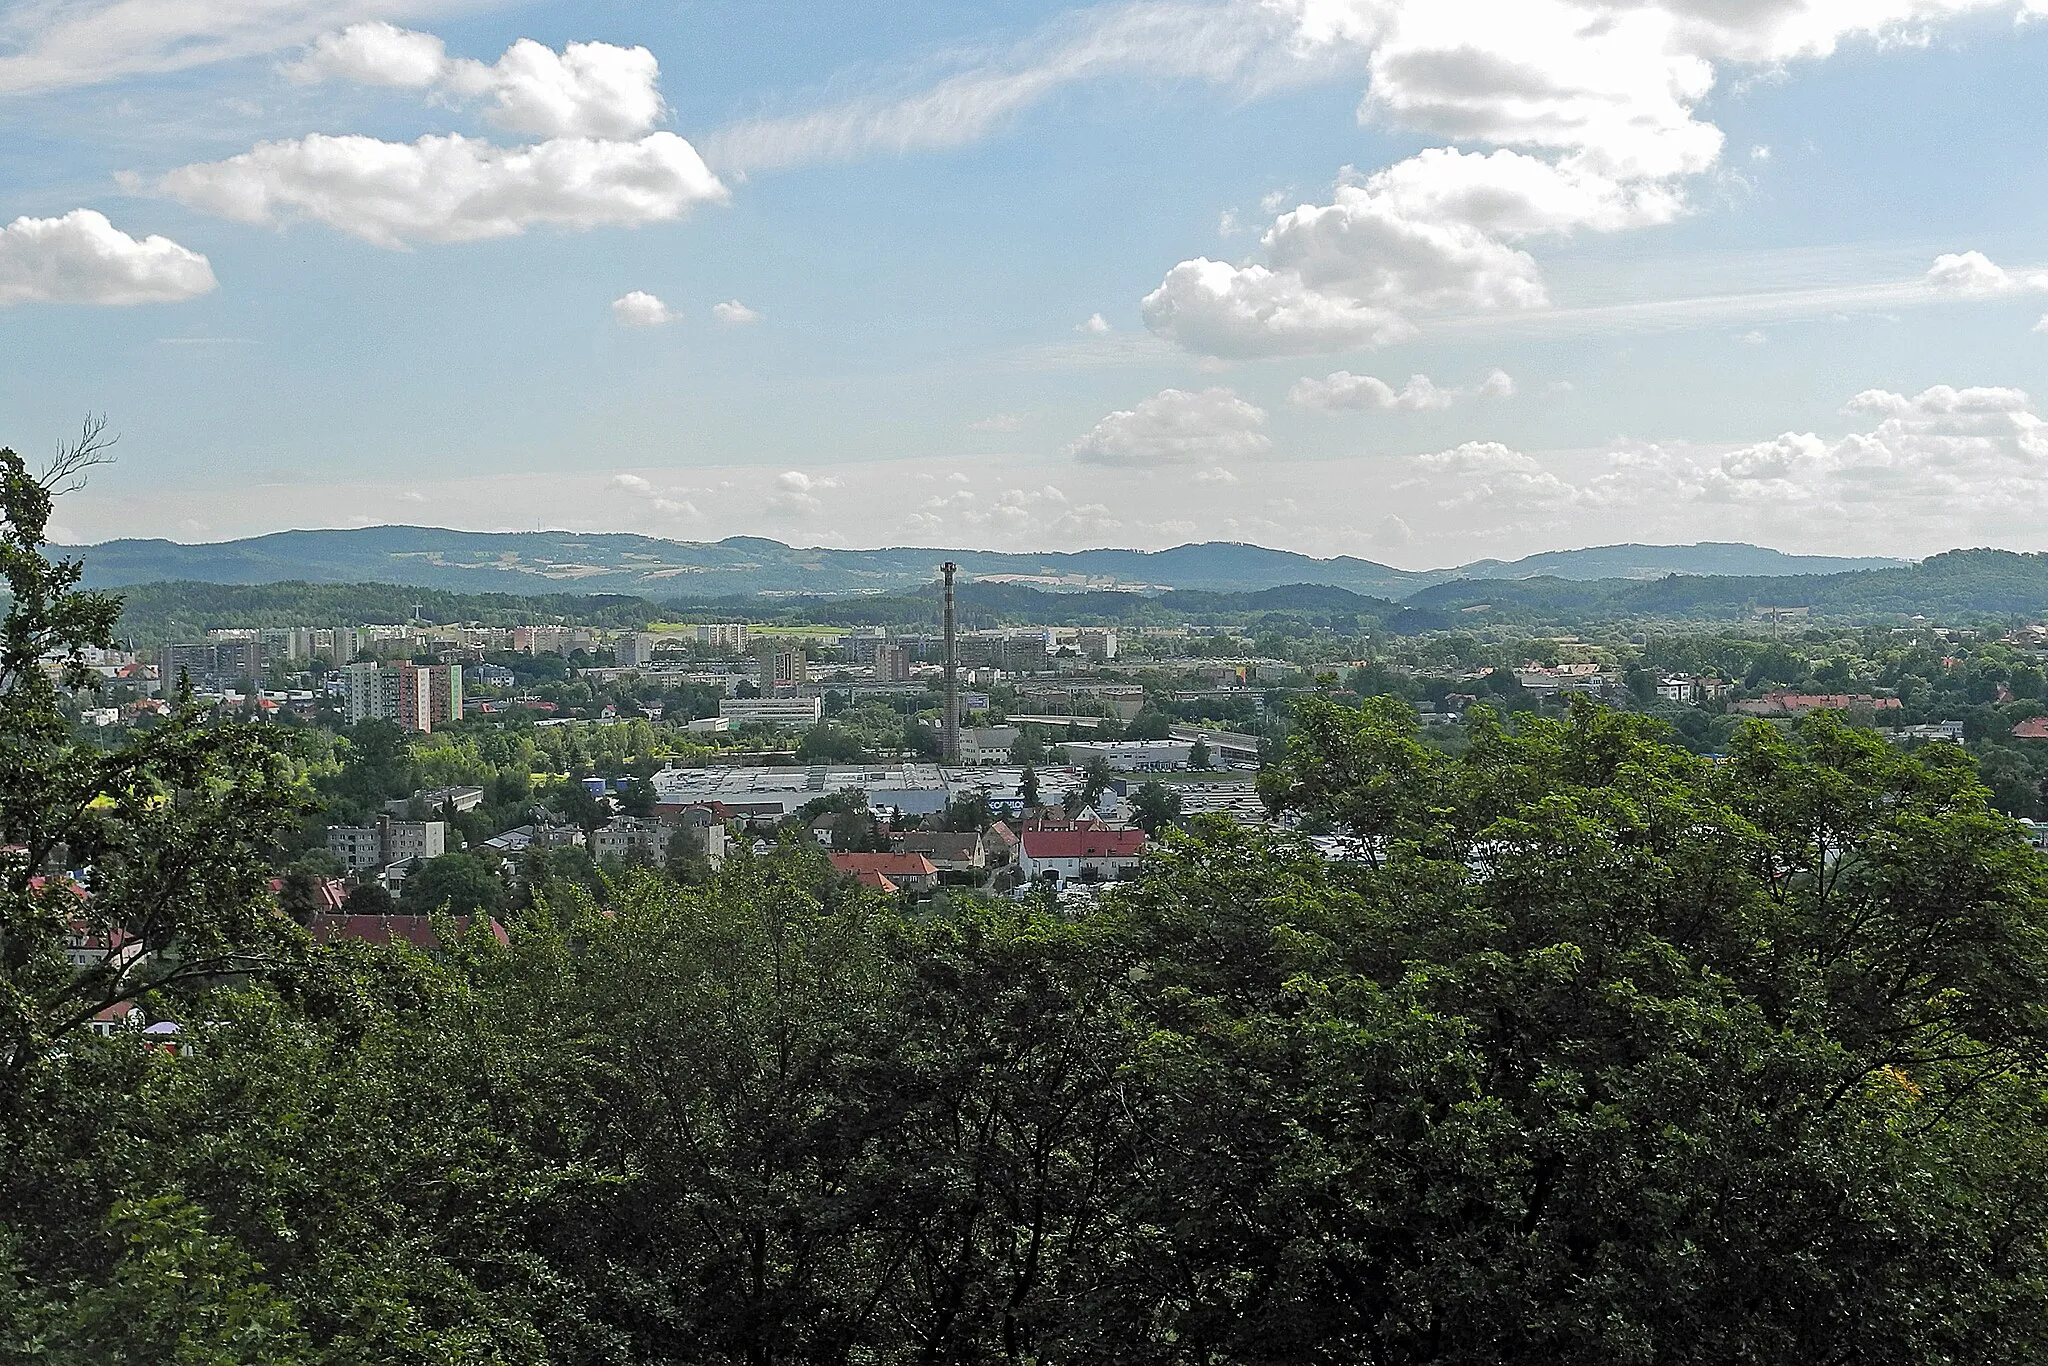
1021;829;1146;860
309;914;510;949
2014;716;2048;739
829;852;937;878
852;869;898;892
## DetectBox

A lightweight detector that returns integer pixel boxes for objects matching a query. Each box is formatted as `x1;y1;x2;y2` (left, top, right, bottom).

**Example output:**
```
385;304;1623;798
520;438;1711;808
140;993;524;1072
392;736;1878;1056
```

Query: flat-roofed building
721;696;824;729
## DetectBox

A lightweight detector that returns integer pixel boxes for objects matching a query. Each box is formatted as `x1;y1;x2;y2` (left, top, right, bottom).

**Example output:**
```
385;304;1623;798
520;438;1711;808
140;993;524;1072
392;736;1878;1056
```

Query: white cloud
284;20;447;88
612;291;675;326
1076;312;1112;334
289;25;666;140
1414;440;1582;511
1925;250;2048;298
1194;466;1240;484
1737;329;1768;345
1148;2;2037;359
711;299;762;324
969;413;1024;433
766;469;841;516
1290;366;1514;410
698;0;1319;172
150;131;727;249
0;1;480;95
612;473;654;491
1144;148;1682;357
1067;387;1271;466
0;209;216;306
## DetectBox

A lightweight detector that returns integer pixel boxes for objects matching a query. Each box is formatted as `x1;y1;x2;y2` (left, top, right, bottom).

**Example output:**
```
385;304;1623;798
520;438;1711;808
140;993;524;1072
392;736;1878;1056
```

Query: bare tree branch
40;414;117;498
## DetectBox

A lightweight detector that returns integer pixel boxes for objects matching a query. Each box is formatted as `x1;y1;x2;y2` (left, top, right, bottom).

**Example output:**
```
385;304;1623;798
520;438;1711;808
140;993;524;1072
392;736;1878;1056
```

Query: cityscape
11;1;2048;1362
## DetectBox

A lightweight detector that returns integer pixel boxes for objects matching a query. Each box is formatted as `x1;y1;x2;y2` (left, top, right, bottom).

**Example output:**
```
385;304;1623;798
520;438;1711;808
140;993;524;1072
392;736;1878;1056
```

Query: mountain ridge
63;527;1905;600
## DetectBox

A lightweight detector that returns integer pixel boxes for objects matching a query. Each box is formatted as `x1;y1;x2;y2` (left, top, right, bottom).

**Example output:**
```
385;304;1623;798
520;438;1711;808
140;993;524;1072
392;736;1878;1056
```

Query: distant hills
93;548;2048;640
65;527;1902;600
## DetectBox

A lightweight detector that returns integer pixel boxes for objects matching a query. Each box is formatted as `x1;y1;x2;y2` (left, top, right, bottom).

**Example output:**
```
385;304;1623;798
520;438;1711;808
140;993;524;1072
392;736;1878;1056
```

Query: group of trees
11;449;2048;1360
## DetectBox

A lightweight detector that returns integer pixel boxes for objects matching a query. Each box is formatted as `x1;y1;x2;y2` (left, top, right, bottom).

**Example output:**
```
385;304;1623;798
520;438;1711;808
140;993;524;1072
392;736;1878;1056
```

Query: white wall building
1060;739;1194;772
720;696;824;729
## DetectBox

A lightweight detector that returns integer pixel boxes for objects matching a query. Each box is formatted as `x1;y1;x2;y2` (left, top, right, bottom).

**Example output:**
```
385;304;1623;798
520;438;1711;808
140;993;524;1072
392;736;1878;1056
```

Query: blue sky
5;0;2048;566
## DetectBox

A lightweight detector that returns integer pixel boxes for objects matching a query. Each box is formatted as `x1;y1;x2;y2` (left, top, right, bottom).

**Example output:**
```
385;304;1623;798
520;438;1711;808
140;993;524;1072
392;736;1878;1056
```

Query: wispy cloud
0;1;495;96
698;0;1333;173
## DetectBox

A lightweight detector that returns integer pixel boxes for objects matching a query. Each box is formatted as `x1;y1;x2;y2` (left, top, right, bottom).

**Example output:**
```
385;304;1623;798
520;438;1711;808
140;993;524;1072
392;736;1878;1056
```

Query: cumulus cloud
1068;387;1271;466
1404;382;2048;547
149;131;727;249
711;299;762;324
766;469;841;516
0;209;216;306
1290;366;1513;410
1076;312;1112;334
1144;149;1682;357
285;21;447;88
1925;250;2048;298
612;291;675;326
1148;2;2031;359
288;25;666;140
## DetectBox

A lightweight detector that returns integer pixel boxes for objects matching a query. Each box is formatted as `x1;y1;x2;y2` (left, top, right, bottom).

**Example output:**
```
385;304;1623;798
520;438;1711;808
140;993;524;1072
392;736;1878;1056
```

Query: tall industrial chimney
941;561;960;765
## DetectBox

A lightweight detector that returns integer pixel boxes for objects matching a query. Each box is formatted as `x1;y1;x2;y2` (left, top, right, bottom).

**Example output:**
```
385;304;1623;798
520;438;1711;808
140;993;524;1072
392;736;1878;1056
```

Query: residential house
592;816;669;863
891;831;988;880
1017;826;1147;886
829;852;938;892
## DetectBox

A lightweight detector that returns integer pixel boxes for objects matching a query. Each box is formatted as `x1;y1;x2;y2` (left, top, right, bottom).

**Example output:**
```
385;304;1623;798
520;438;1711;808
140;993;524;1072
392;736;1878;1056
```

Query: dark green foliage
398;853;502;918
1128;779;1182;834
9;451;2048;1362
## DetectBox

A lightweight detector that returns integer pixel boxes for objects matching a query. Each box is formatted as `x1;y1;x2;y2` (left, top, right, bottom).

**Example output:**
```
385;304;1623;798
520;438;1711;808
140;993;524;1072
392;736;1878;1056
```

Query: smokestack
942;561;960;765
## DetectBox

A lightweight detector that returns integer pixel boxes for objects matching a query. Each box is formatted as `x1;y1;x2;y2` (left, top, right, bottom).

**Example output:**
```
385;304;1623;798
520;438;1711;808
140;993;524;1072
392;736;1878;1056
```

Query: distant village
48;568;2048;955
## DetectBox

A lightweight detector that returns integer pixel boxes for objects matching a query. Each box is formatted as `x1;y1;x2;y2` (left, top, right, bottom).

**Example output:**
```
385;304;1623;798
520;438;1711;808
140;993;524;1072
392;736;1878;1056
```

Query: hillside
67;527;1897;599
1404;549;2048;623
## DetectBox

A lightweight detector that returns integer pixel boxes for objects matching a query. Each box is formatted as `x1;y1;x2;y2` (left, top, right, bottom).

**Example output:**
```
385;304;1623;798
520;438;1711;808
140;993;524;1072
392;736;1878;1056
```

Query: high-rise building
339;661;397;725
694;623;749;652
758;645;807;696
874;643;912;683
397;663;462;733
163;640;265;687
616;632;654;669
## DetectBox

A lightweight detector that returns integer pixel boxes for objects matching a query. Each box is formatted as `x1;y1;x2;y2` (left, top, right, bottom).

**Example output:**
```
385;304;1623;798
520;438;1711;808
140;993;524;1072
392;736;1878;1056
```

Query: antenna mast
942;562;960;765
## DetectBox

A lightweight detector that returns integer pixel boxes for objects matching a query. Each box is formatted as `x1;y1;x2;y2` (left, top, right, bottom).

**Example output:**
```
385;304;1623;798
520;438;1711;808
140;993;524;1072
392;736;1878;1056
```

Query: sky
6;1;2048;568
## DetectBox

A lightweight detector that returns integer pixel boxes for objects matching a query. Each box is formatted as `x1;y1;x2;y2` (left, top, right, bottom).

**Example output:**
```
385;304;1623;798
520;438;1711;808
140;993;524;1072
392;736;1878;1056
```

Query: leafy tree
0;427;307;1080
1081;756;1115;809
796;723;865;764
617;775;657;817
1187;737;1210;771
1127;779;1182;835
939;791;993;833
1009;728;1045;765
1020;765;1040;811
548;779;610;835
399;852;502;918
340;881;395;915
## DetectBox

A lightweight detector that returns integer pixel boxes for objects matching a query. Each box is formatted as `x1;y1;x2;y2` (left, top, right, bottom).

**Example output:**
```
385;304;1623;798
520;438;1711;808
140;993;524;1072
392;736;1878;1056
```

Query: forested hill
1404;548;2048;622
66;527;1897;598
94;552;2048;637
103;578;1434;642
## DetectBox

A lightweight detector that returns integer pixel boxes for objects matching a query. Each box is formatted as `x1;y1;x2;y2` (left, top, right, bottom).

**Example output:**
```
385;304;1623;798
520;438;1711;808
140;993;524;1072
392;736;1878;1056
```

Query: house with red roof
829;852;938;892
1018;826;1147;886
2013;716;2048;740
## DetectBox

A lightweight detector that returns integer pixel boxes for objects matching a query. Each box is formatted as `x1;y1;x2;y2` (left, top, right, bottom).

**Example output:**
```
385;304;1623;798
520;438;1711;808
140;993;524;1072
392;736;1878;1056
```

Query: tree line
7;443;2048;1362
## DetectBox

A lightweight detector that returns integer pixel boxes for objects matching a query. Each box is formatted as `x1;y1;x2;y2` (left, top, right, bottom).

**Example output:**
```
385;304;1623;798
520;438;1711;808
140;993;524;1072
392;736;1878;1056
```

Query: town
43;557;2048;957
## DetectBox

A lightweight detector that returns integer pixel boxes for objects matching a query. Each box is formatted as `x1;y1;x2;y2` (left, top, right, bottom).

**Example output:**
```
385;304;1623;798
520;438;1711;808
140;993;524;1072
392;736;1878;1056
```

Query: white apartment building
591;816;669;862
1060;739;1195;772
720;696;824;730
